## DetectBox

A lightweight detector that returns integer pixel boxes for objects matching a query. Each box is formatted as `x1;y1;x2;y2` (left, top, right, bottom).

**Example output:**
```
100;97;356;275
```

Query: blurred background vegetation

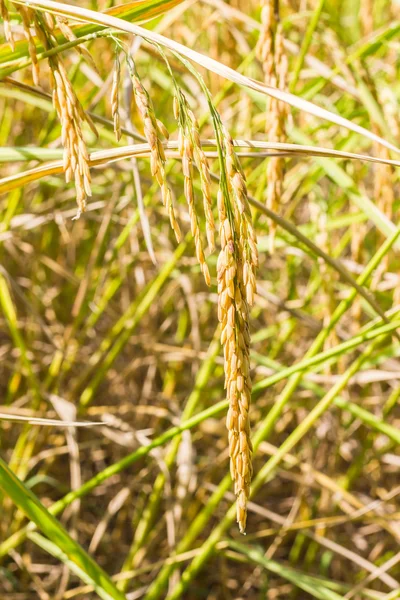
0;0;400;598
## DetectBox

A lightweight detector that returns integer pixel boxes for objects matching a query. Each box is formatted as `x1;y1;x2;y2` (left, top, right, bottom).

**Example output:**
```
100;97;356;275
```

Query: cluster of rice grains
3;4;95;215
112;55;256;527
218;129;258;532
120;62;258;528
257;0;288;251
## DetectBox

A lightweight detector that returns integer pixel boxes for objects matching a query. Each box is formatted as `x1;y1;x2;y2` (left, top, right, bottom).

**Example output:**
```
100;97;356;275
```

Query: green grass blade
290;0;326;91
28;532;123;600
0;0;185;63
227;541;345;600
0;457;127;600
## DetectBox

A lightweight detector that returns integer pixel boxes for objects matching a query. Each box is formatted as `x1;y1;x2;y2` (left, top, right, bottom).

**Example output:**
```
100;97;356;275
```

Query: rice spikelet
55;15;98;71
51;60;92;215
257;0;275;84
218;128;258;533
111;54;122;142
185;107;215;254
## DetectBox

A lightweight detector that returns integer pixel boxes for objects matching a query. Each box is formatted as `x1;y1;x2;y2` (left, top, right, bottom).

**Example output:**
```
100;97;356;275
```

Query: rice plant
0;0;400;598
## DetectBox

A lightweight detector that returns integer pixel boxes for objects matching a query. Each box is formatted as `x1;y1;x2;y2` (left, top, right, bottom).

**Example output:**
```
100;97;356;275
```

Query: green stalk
290;0;326;92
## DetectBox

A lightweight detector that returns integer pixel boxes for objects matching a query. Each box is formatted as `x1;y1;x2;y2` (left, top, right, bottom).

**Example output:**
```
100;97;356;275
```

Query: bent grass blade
0;457;127;600
11;0;400;155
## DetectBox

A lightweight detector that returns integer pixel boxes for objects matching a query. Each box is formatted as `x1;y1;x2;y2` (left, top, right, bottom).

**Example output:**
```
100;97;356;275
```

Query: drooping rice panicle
217;127;258;533
174;90;214;285
28;10;95;215
177;56;259;531
184;105;215;254
127;56;182;242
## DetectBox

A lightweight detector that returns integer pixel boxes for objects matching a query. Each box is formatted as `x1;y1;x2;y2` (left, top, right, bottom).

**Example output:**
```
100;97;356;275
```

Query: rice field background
1;0;400;598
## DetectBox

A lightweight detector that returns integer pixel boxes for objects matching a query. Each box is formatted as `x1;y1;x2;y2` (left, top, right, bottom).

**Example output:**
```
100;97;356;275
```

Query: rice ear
217;131;258;533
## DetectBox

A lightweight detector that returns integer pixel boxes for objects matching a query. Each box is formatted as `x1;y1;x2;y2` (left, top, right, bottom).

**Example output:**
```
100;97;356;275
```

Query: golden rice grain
111;54;122;142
